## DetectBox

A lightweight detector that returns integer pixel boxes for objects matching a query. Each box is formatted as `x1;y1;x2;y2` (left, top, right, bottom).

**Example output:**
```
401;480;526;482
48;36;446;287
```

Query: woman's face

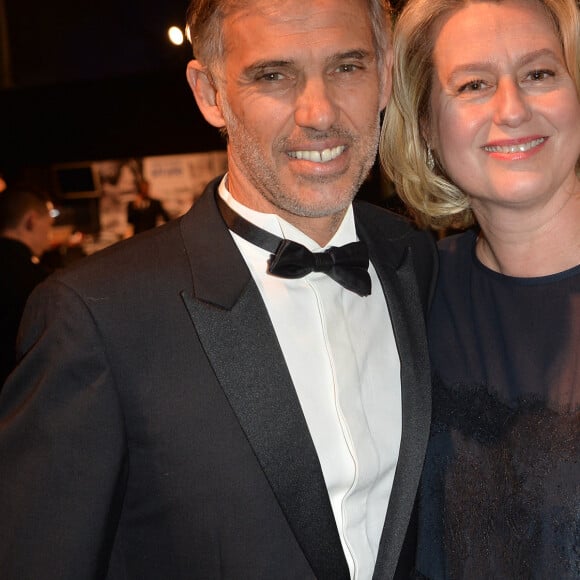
428;0;580;216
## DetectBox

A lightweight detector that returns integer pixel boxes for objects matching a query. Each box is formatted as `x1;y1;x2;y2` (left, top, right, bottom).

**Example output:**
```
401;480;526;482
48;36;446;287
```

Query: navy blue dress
416;229;580;579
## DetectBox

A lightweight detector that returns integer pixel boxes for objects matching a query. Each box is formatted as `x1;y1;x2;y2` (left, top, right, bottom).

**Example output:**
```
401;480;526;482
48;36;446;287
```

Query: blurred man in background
127;179;170;235
0;189;55;386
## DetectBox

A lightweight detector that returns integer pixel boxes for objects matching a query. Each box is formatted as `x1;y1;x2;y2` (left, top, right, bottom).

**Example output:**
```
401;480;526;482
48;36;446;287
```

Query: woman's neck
473;185;580;277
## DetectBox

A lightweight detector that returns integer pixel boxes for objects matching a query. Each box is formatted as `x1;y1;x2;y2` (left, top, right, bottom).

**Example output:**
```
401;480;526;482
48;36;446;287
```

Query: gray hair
186;0;393;75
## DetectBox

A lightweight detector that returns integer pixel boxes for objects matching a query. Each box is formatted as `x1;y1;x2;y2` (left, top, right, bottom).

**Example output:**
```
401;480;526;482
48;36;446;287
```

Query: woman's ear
420;115;432;149
186;60;226;129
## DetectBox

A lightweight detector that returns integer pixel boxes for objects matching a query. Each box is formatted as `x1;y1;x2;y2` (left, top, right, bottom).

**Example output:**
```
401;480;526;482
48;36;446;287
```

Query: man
0;189;54;386
126;179;170;235
0;0;436;578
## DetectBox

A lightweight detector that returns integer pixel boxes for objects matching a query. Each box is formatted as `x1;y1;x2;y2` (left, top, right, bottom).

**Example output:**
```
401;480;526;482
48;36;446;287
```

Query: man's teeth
484;137;545;154
289;146;345;163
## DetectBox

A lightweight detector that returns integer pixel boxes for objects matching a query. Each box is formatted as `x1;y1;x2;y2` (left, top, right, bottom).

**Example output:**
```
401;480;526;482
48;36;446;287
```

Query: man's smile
287;145;346;163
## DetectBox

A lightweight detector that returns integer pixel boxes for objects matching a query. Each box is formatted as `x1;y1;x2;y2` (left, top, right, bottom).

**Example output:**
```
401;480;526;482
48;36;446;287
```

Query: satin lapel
179;182;350;580
355;209;431;580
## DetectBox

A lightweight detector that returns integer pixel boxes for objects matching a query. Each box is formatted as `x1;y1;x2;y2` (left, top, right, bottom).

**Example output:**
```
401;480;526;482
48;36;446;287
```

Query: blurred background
0;0;405;260
0;0;231;256
0;0;223;170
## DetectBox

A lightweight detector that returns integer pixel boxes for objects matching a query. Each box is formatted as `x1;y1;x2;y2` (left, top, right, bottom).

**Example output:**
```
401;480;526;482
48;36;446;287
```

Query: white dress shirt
219;177;402;579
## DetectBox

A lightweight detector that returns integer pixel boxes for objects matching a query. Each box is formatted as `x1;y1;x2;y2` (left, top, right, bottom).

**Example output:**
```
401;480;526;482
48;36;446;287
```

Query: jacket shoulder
354;200;438;309
52;218;187;297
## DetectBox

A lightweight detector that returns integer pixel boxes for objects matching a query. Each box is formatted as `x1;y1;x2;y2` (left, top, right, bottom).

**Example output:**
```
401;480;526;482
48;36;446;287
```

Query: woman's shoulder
436;228;478;277
437;228;477;255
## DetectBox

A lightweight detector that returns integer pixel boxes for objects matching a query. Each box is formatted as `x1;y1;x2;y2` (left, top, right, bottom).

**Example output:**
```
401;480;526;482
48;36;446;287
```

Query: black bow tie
217;195;372;297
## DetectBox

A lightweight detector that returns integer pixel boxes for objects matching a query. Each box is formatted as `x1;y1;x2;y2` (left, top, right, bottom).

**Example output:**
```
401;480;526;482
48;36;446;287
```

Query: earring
426;147;435;171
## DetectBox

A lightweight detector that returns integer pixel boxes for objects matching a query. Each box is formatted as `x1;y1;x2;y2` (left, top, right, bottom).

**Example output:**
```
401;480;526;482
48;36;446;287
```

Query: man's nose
294;77;339;131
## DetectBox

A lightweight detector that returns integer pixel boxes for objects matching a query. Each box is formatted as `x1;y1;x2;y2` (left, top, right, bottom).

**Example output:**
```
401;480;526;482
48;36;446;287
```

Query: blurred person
126;178;170;235
381;0;580;577
0;189;55;386
0;0;437;578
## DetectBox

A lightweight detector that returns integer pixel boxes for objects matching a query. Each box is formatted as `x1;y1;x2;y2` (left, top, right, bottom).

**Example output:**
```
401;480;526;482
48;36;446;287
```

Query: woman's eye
458;79;486;93
528;69;554;81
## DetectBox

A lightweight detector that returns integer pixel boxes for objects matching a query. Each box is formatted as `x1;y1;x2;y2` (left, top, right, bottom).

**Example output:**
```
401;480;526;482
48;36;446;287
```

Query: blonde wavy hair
380;0;580;230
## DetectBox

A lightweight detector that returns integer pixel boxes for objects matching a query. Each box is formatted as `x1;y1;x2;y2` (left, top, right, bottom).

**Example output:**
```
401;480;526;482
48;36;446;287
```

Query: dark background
0;0;223;185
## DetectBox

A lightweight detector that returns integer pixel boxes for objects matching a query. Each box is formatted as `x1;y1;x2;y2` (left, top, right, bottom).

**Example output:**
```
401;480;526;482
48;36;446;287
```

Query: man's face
200;0;390;227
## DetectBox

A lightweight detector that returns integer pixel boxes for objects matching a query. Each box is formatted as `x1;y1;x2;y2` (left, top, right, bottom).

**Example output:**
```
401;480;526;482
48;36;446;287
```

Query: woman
381;0;580;577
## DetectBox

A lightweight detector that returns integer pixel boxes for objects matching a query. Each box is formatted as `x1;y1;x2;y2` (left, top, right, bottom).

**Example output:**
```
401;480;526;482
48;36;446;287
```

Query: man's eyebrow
242;60;293;78
331;49;372;61
242;50;373;77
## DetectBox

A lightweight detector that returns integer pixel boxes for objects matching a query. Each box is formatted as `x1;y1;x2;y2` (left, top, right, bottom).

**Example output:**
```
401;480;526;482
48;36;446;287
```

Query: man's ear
186;60;226;129
23;210;37;232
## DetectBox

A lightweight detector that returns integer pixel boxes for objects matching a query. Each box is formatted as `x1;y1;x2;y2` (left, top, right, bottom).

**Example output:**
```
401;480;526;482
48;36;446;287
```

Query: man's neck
224;175;350;247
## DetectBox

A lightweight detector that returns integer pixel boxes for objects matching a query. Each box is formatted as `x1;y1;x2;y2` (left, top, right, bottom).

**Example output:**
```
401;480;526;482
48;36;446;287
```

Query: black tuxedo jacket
0;178;436;579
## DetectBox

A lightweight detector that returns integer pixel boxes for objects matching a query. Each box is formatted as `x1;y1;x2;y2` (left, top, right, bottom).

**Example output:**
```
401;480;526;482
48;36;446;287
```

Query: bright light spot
168;26;184;46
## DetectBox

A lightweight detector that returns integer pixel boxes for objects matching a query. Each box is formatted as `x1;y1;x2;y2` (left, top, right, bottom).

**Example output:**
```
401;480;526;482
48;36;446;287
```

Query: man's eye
336;63;359;73
259;72;285;82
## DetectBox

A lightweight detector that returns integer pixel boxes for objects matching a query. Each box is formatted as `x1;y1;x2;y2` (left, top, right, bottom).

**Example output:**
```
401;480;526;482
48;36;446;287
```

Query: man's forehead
222;0;371;31
221;0;374;55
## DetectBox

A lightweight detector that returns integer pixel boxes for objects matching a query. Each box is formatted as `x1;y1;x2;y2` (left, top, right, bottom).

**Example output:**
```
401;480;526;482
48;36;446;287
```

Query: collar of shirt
217;174;358;252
